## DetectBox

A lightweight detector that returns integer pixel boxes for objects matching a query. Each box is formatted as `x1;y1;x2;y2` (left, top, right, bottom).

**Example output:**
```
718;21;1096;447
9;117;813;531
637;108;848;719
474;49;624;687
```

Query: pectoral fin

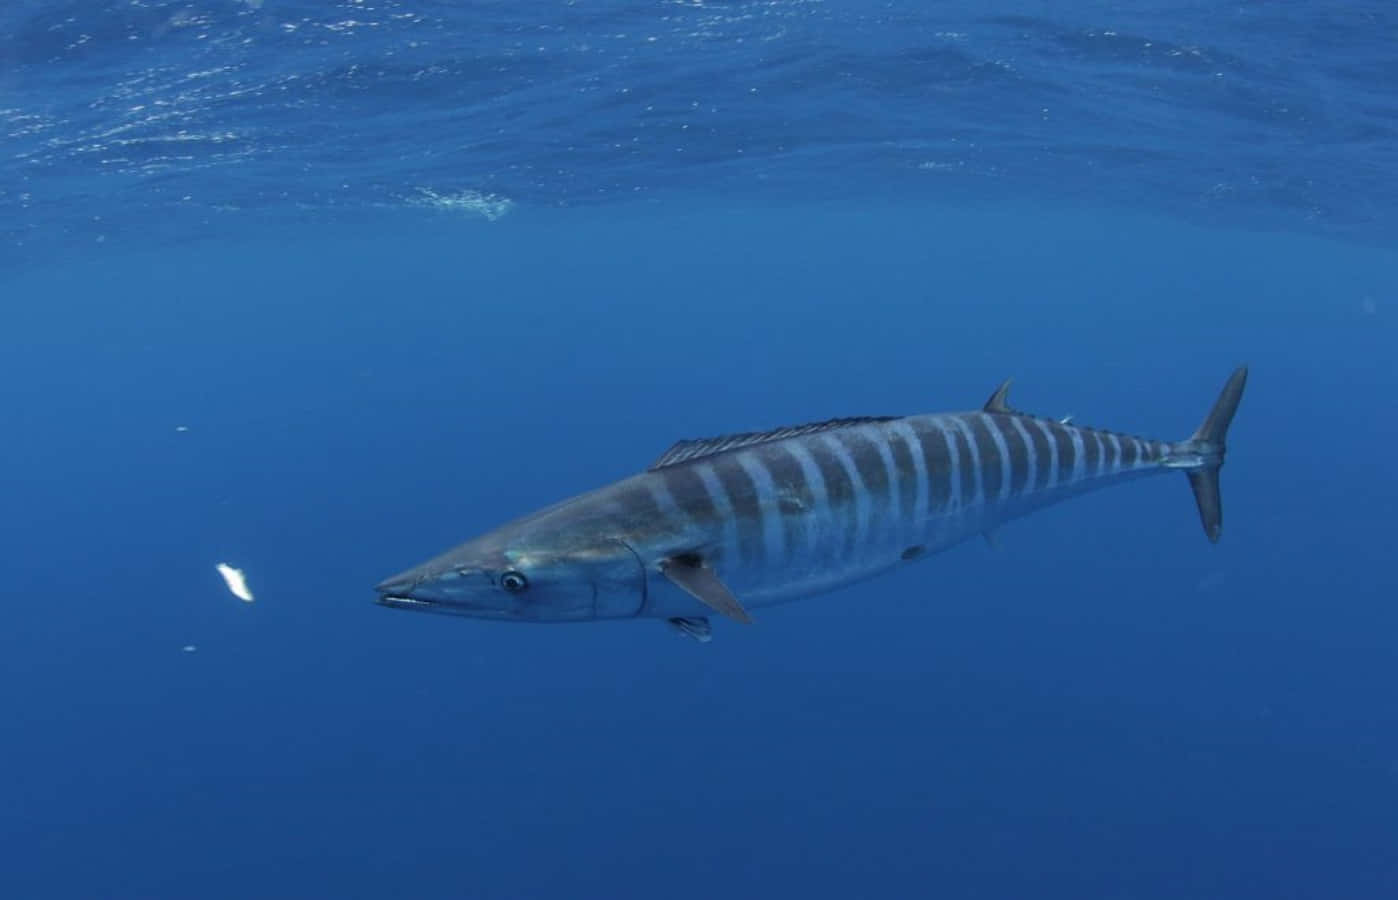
660;556;753;624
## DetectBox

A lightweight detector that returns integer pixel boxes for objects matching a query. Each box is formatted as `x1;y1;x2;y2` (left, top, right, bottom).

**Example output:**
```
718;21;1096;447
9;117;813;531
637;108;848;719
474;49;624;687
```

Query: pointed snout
374;563;445;603
374;571;419;595
374;566;450;611
374;561;490;607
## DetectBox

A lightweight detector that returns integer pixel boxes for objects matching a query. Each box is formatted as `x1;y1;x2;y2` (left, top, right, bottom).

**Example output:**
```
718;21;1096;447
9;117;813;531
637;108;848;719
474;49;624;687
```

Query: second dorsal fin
648;416;896;470
983;378;1015;414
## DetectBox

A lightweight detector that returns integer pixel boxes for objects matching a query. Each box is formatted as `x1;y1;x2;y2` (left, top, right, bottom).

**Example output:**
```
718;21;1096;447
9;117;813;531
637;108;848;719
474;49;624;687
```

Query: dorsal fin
983;378;1015;414
649;416;896;470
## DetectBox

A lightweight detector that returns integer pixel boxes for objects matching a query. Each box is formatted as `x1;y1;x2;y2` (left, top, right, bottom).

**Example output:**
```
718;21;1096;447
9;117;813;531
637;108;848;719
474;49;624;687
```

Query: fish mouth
375;593;439;611
376;574;454;611
374;575;442;611
373;562;615;621
374;571;514;619
375;590;510;619
375;570;451;613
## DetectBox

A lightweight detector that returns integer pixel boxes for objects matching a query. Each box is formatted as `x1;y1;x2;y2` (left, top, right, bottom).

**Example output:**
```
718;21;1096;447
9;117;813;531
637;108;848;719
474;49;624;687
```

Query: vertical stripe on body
842;428;895;550
693;463;740;567
759;445;814;566
1045;419;1073;486
868;427;904;546
1073;428;1089;482
912;418;960;513
643;473;690;536
660;465;718;526
1080;428;1100;479
888;422;926;537
1006;415;1036;495
949;418;980;507
712;456;763;565
1104;432;1122;473
819;434;870;559
979;414;1013;502
808;436;857;559
736;451;784;569
612;482;663;524
783;443;829;562
1028;416;1056;489
1119;435;1139;468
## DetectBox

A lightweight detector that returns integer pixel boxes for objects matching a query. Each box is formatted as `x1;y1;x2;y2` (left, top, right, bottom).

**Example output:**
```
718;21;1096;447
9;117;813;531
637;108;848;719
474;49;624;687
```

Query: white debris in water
182;644;198;653
406;188;513;221
175;425;189;432
216;563;255;603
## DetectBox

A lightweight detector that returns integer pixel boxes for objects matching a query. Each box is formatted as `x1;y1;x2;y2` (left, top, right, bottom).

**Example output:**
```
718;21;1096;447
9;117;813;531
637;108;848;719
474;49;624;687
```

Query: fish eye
500;570;528;593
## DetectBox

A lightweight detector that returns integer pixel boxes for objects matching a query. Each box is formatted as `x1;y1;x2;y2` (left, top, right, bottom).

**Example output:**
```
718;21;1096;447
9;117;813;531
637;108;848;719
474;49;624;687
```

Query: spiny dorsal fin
649;416;896;470
983;378;1015;414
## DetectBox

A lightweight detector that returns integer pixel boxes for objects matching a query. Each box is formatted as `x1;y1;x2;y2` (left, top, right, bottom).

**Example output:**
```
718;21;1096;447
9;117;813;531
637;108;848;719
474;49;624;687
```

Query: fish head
374;520;647;623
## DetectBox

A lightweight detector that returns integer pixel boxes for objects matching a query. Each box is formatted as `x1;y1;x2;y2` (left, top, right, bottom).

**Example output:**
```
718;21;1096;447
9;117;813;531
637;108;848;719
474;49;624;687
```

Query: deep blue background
4;2;1398;898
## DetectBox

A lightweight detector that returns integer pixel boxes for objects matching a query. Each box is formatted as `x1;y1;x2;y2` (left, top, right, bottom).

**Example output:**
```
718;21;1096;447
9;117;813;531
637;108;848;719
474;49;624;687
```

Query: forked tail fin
1180;367;1248;542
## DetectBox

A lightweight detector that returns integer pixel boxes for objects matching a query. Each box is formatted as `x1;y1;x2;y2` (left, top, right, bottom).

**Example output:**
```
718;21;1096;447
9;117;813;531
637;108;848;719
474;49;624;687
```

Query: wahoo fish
376;368;1248;641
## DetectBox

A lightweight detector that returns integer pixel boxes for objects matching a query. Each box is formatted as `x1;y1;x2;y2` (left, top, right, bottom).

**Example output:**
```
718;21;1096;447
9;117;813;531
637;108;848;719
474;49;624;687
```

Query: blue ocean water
3;2;1396;898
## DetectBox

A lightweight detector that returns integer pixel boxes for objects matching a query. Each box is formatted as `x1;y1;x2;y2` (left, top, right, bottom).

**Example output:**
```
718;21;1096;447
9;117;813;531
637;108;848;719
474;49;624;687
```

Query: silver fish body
375;369;1247;632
